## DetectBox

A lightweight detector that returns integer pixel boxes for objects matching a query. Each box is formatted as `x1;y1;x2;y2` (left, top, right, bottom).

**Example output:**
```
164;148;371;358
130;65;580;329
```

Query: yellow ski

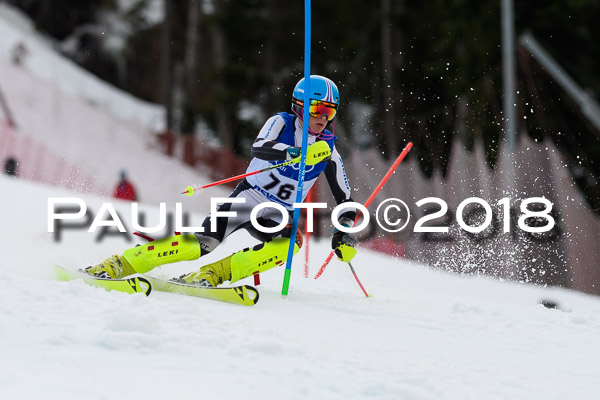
144;276;259;306
54;266;258;306
55;265;152;296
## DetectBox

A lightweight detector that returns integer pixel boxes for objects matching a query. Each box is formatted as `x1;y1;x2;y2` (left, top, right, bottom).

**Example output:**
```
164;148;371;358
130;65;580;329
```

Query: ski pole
349;262;370;297
314;141;413;279
182;159;295;196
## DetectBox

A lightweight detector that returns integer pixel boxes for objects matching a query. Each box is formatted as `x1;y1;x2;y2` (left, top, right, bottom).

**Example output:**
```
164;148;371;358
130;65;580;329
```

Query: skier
85;75;358;287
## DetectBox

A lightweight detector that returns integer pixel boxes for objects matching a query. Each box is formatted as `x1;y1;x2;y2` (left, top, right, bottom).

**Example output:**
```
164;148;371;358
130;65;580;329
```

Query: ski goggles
293;98;338;121
309;100;338;121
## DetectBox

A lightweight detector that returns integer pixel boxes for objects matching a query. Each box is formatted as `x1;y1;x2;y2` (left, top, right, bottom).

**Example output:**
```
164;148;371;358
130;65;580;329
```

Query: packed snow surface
2;175;600;400
1;3;599;398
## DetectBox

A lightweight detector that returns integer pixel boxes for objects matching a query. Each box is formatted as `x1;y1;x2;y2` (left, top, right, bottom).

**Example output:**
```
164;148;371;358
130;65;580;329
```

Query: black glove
331;226;354;250
331;225;357;262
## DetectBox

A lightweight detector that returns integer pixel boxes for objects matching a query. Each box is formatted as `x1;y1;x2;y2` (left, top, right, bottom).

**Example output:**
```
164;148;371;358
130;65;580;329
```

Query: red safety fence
0;119;109;196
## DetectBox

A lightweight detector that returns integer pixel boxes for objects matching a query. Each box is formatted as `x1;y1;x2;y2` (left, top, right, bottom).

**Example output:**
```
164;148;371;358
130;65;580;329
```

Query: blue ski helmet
292;75;339;105
291;75;340;122
291;75;340;139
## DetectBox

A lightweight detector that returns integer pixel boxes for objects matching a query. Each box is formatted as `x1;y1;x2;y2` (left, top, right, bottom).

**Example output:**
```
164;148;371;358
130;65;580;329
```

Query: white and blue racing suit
196;112;356;251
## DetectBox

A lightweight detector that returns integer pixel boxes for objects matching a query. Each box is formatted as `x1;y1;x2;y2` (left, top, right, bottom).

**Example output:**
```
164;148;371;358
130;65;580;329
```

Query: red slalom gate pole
304;189;314;278
314;142;413;282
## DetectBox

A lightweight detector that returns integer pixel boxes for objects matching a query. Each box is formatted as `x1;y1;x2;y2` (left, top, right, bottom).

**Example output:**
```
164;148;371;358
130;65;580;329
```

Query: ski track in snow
3;175;600;400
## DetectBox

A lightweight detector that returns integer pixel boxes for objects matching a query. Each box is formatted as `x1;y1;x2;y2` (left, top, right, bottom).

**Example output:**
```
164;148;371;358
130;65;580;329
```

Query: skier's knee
194;234;221;256
294;228;303;250
277;224;303;249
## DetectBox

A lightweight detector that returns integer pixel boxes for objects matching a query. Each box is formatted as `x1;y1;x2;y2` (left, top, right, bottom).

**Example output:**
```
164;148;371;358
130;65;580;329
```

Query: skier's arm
251;115;294;161
324;146;356;225
325;146;358;262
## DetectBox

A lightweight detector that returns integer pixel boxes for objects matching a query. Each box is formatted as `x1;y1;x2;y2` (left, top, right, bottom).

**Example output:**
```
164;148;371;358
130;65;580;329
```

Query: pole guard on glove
287;141;331;166
331;226;357;262
335;244;357;262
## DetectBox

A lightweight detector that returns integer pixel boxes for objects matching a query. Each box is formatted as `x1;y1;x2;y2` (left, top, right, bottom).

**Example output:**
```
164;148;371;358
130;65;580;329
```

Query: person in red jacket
113;170;137;201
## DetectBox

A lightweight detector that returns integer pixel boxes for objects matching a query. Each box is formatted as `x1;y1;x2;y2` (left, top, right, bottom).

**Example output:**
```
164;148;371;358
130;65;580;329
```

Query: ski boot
173;257;232;287
85;234;204;280
175;232;303;287
84;255;135;279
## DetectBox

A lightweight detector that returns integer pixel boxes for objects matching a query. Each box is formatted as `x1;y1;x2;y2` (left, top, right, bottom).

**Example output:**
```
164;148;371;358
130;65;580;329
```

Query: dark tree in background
6;0;600;212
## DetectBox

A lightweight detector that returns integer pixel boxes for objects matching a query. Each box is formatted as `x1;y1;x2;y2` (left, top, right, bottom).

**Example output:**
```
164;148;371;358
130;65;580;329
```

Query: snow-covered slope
2;171;600;400
1;4;599;399
0;3;228;205
0;3;163;131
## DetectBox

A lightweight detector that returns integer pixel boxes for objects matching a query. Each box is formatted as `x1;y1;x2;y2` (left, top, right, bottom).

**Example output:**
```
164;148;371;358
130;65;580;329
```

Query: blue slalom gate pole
282;0;311;296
